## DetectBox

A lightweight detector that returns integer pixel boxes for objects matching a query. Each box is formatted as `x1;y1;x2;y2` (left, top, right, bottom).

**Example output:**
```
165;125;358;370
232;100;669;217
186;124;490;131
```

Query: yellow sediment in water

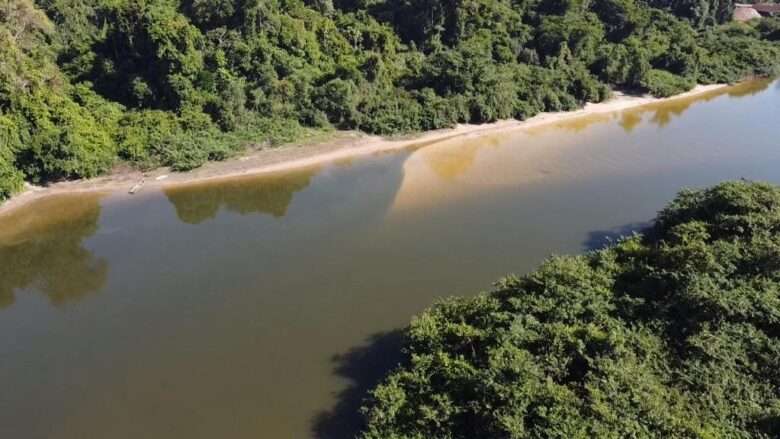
0;192;107;308
387;79;775;214
0;192;105;245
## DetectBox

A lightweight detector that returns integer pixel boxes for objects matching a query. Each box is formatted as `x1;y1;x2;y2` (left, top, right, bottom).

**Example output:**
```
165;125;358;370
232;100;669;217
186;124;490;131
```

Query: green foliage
0;158;23;199
645;0;736;26
641;69;696;96
698;21;780;83
0;113;24;200
361;181;780;439
117;110;184;168
89;0;206;110
0;0;117;184
26;94;117;179
0;0;778;201
758;18;780;42
0;115;24;198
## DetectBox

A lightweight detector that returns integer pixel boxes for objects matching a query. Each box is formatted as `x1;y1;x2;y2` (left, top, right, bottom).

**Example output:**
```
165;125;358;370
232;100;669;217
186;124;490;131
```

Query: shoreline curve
0;83;736;217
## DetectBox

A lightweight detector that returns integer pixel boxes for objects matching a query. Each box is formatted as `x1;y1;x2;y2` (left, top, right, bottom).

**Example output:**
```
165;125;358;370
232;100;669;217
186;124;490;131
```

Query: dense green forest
0;0;779;200
360;180;780;438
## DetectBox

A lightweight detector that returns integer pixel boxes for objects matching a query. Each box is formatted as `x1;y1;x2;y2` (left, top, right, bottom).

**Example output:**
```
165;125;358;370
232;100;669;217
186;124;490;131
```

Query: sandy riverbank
0;83;731;216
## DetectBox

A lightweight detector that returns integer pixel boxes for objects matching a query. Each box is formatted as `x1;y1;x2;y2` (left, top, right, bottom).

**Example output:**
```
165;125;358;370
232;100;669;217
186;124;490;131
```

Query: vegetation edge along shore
0;82;735;216
1;0;779;202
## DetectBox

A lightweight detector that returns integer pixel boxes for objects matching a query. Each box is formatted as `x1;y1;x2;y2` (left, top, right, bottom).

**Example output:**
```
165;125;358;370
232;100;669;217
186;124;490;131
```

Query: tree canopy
0;0;779;200
360;180;780;438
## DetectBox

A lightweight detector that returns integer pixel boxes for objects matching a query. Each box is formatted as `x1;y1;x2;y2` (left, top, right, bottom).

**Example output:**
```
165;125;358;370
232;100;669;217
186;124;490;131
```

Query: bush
117;109;247;171
0;115;25;199
361;181;780;439
162;135;211;172
357;92;423;134
23;95;117;180
117;110;182;169
415;90;469;130
640;69;695;97
237;115;312;146
0;147;23;199
698;22;780;83
313;78;359;128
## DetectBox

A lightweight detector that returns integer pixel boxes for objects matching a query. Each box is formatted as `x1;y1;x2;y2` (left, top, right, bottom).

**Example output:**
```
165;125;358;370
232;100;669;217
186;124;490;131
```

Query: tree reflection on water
0;193;107;309
163;166;318;224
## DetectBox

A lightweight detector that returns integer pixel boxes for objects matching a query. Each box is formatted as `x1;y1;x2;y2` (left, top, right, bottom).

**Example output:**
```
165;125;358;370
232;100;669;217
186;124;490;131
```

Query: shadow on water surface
0;193;107;309
163;166;319;224
164;151;412;230
583;221;654;251
312;330;405;439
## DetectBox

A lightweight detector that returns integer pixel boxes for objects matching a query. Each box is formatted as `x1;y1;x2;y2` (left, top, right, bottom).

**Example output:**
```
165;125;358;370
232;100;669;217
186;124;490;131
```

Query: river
0;79;778;438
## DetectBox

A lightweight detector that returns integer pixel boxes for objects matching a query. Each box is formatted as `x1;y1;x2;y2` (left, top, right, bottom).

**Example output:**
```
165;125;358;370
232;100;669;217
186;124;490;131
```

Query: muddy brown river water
1;79;778;438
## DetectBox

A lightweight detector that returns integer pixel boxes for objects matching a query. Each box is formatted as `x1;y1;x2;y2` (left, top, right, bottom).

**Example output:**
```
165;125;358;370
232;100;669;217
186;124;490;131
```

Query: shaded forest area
1;0;779;199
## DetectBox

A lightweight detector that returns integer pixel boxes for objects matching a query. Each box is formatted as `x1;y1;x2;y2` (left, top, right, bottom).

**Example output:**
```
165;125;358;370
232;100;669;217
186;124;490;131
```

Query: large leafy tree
0;0;118;182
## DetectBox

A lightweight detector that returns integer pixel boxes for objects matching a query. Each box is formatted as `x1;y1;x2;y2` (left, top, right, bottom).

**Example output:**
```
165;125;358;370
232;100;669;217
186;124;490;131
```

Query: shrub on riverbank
0;0;779;201
0;151;23;200
641;69;697;97
360;180;780;439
